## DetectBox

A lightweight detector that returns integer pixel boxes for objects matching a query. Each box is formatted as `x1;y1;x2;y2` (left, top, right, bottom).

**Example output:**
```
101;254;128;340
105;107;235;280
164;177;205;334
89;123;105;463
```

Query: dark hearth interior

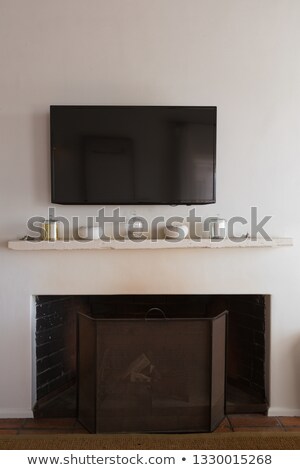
34;294;270;431
35;296;89;415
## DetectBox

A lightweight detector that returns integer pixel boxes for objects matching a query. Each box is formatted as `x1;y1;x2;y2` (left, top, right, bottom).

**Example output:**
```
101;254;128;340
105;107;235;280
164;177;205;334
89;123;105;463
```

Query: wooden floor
0;415;300;435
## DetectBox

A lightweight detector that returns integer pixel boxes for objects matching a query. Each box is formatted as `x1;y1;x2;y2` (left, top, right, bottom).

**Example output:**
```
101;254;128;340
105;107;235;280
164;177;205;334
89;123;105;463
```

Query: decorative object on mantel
164;222;189;240
41;219;59;241
127;217;147;239
78;225;103;240
8;237;293;251
209;218;227;239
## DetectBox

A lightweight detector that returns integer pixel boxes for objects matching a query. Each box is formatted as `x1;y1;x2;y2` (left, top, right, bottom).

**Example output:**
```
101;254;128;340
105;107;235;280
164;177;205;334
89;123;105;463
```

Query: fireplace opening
34;294;270;430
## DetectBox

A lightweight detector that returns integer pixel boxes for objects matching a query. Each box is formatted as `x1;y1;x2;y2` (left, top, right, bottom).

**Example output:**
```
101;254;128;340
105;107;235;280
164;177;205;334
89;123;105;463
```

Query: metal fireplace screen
78;310;227;433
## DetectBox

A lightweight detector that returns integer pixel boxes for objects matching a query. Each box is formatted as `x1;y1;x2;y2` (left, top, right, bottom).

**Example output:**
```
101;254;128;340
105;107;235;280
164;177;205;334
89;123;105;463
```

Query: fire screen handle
145;307;167;320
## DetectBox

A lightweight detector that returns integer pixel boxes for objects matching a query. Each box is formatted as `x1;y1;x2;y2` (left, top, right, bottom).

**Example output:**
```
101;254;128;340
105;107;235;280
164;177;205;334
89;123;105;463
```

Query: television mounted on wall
50;106;217;205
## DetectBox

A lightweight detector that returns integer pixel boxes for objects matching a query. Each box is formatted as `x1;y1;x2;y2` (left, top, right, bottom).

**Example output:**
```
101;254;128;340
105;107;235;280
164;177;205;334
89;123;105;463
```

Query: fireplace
34;294;270;431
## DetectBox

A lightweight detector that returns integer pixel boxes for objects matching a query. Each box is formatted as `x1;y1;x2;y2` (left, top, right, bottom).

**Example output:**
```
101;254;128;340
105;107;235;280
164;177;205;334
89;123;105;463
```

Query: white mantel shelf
8;237;293;251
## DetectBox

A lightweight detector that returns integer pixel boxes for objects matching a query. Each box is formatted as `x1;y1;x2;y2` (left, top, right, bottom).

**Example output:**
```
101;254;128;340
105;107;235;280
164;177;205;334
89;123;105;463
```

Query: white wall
1;0;300;417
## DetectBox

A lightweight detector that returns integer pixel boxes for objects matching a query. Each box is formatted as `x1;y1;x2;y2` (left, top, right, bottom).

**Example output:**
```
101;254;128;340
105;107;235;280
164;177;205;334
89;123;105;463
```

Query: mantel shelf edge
8;237;294;251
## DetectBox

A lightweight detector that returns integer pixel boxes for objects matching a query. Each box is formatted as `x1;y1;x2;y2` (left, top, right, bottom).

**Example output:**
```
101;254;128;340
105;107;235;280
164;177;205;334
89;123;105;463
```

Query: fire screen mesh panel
78;310;227;433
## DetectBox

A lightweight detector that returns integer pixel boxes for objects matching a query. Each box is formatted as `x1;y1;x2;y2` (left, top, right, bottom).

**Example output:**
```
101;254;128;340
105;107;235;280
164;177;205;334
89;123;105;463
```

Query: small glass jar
127;217;146;239
42;220;58;241
209;218;226;239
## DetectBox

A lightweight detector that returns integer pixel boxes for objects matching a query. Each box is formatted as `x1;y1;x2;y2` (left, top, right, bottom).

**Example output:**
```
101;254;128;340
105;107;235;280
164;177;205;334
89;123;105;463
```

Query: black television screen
50;106;216;205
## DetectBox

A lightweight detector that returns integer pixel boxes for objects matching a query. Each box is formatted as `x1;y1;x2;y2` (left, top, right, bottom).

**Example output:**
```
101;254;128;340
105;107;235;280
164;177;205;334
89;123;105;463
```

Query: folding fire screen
78;308;227;433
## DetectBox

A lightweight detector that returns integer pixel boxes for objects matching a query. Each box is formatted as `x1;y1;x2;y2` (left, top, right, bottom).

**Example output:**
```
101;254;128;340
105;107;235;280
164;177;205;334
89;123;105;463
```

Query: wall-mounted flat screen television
50;106;216;205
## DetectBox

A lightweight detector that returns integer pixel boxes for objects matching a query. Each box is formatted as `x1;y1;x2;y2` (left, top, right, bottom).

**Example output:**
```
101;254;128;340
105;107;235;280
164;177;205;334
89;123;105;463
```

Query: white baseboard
0;409;33;418
268;407;300;417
